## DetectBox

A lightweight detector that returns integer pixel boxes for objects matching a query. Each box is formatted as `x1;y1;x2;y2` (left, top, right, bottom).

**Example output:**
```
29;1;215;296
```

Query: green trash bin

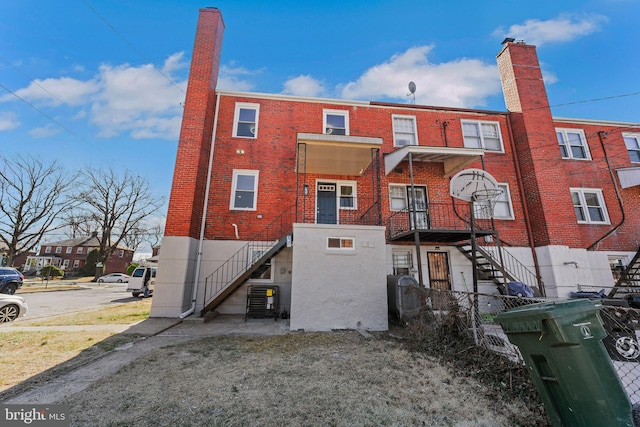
495;299;634;427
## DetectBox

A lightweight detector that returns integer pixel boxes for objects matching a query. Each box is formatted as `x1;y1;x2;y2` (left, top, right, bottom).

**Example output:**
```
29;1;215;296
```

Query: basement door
427;251;451;310
317;183;337;224
407;186;430;230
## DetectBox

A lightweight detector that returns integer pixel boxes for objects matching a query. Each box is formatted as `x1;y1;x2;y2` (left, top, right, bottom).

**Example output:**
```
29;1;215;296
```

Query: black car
0;267;24;295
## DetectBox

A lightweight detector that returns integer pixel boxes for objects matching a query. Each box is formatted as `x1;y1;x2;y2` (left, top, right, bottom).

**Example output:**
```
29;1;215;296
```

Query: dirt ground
60;329;547;427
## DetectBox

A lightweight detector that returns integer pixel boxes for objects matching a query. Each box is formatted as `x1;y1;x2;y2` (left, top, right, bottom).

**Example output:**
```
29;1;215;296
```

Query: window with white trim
393;115;417;146
323;109;349;135
77;247;83;254
55;247;62;254
73;259;80;268
556;128;590;160
462;120;503;152
339;183;357;209
624;133;640;163
570;188;609;224
392;251;413;275
119;250;124;258
476;183;514;220
45;247;51;253
63;259;70;269
327;237;355;250
66;247;72;254
389;185;408;211
233;103;259;138
230;170;259;210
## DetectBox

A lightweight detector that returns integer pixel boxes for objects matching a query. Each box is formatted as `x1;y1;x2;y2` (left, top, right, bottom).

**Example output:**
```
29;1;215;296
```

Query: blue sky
1;0;639;251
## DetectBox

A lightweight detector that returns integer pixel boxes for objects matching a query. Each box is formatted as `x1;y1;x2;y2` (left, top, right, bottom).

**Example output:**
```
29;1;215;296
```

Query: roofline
553;116;640;128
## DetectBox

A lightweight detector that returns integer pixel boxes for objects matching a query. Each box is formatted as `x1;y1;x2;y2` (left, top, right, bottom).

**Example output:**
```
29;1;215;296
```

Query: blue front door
317;183;337;224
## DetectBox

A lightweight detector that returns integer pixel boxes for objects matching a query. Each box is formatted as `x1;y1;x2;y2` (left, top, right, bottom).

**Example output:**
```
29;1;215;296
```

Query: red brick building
150;8;640;330
25;235;134;276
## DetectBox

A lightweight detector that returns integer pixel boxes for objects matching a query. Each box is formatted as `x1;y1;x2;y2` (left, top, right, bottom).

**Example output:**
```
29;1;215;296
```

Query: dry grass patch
66;332;534;427
21;299;152;326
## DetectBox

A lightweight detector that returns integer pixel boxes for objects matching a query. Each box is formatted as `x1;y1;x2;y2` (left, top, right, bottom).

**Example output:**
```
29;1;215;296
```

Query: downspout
180;91;221;319
505;118;545;296
587;131;625;250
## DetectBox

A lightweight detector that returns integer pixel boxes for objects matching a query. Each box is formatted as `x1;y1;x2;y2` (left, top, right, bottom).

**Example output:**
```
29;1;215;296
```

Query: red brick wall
165;8;225;238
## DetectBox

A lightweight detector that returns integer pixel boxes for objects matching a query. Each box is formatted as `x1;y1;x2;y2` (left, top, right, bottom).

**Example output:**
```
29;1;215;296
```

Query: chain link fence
416;288;640;405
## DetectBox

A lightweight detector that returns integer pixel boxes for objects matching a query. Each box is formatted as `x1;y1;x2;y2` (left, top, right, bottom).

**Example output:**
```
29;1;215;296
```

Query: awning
297;133;383;176
617;167;640;189
384;145;485;177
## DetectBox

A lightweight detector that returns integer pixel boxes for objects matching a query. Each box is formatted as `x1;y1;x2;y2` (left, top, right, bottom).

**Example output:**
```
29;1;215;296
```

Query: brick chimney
165;8;225;238
497;41;574;247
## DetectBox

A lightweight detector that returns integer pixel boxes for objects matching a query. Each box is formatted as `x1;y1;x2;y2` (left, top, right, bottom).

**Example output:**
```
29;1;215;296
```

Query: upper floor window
119;250;124;258
339;183;357;209
45;246;51;253
624;133;640;163
476;183;514;220
77;247;83;254
66;247;72;254
461;120;503;152
392;115;418;147
323;109;349;135
389;185;408;211
570;188;609;224
233;103;259;138
556;128;590;160
55;246;62;254
230;170;259;211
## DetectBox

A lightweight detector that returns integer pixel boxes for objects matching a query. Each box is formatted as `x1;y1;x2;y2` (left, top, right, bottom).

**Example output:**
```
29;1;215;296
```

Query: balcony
388;202;495;243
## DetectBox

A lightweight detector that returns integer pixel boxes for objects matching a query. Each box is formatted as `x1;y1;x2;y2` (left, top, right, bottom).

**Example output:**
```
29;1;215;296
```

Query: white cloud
0;112;20;131
28;123;61;138
0;77;99;106
217;64;258;91
281;75;327;97
493;14;608;46
339;46;501;108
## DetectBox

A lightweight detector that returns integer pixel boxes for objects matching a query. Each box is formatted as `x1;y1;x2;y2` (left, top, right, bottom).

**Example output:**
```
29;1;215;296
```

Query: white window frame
323;109;349;135
73;259;80;268
570;188;610;224
326;237;355;250
392;115;418;147
392;250;413;275
77;247;83;254
66;247;72;254
338;182;357;210
476;183;514;220
461;120;504;152
230;169;259;211
556;128;591;160
55;246;62;254
63;259;70;269
232;102;260;138
45;246;51;253
389;184;408;211
623;133;640;163
119;250;124;258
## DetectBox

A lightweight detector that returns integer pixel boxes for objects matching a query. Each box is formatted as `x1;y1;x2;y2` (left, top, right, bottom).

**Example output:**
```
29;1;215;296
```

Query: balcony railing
388;202;493;239
295;197;382;227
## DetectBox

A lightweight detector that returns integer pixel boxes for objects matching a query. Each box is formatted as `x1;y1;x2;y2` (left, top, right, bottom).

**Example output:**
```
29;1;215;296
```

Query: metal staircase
608;246;640;298
456;242;543;295
201;206;295;316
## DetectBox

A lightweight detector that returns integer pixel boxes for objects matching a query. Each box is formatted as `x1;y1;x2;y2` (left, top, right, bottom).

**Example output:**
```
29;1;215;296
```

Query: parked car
0;267;24;295
97;273;130;283
0;294;27;322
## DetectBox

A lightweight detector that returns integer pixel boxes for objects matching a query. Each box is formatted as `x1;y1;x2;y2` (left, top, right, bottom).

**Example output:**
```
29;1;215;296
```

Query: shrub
126;264;139;276
41;264;64;278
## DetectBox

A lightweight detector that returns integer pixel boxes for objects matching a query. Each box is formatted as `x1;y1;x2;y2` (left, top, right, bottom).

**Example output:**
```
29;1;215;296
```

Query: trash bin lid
495;299;600;334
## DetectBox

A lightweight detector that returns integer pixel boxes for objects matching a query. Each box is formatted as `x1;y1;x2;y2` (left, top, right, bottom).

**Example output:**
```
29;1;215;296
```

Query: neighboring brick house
25;235;134;275
150;8;640;331
0;244;34;268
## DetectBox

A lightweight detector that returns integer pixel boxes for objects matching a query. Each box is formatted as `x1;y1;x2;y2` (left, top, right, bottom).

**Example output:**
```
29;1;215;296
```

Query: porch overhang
616;167;640;189
297;133;383;176
384;145;485;178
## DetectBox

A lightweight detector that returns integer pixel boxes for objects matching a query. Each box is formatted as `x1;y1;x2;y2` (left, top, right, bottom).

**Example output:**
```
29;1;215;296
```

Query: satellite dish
449;168;499;202
408;81;416;94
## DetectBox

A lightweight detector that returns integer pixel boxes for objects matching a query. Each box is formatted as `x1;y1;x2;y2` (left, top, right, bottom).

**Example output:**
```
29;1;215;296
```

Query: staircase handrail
479;244;544;291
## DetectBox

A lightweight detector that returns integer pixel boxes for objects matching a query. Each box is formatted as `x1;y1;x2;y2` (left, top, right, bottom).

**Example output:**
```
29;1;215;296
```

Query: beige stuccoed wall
150;236;199;317
290;223;388;332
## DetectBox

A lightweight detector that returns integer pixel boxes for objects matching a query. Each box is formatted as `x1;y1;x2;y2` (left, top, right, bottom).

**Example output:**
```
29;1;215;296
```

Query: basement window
327;237;355;250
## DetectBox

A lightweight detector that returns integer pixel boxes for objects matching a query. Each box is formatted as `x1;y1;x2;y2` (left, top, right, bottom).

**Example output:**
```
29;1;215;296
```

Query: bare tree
60;213;99;239
121;224;146;253
72;168;163;278
0;155;76;266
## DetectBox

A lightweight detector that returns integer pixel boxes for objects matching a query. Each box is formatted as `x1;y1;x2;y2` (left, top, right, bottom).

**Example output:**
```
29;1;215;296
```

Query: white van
126;266;157;297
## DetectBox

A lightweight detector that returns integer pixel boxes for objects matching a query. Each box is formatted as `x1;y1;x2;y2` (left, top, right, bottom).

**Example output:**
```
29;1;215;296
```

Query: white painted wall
290;223;388;332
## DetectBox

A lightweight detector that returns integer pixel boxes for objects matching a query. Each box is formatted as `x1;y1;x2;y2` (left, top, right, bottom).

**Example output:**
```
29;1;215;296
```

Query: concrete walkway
1;315;291;405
